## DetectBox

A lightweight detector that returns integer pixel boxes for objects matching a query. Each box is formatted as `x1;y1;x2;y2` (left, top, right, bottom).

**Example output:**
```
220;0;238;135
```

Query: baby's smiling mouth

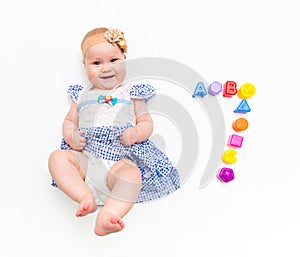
101;75;115;79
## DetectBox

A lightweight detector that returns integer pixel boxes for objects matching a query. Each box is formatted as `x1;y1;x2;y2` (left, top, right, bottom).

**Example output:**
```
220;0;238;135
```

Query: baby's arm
120;99;153;146
62;101;86;150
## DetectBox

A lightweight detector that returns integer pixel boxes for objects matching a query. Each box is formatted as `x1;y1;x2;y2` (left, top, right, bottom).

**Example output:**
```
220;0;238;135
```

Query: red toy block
223;81;237;97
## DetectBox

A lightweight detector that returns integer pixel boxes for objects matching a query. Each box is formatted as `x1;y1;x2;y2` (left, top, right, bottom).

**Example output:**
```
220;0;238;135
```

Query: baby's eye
93;61;101;65
111;58;119;63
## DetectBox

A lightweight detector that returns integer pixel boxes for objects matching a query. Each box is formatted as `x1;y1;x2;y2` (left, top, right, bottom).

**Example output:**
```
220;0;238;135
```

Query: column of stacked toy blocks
192;80;256;183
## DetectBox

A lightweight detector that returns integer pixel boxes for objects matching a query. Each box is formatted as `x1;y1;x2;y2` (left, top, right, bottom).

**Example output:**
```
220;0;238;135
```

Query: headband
81;27;128;61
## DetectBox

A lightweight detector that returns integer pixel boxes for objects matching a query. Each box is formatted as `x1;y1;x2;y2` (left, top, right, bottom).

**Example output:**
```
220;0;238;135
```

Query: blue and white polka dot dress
57;83;180;203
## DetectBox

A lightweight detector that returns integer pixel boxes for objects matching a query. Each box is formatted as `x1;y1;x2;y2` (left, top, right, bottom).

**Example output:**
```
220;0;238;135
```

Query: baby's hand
120;127;139;146
71;130;86;150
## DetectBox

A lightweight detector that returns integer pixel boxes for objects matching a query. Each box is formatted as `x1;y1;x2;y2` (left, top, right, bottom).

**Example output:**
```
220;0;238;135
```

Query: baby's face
84;42;126;90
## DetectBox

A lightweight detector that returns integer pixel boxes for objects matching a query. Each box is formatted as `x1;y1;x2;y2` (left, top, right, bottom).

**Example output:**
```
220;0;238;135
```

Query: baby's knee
109;159;142;185
48;149;73;168
120;159;142;184
49;149;65;163
108;160;142;202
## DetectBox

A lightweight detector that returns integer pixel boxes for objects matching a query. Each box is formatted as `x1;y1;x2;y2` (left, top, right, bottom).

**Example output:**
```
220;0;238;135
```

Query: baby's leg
94;159;142;236
48;149;97;217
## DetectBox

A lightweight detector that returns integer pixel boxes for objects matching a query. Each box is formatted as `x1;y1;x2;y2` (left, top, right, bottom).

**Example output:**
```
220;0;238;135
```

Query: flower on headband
104;28;128;53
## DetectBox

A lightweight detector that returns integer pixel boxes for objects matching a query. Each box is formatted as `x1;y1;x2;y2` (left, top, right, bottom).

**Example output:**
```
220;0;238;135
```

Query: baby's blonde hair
81;27;128;61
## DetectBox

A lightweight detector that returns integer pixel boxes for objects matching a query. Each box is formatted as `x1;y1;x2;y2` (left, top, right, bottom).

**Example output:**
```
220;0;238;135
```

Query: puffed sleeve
129;84;156;102
67;84;84;103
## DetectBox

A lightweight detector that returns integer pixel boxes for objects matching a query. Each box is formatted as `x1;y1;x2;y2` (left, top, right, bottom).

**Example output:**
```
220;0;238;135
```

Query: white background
1;0;299;256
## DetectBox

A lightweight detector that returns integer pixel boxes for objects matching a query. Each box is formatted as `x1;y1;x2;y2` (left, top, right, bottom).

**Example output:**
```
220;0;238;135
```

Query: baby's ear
123;54;127;60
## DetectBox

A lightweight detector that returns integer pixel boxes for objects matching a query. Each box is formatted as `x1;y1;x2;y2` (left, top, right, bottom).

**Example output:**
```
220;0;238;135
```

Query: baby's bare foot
76;192;97;217
94;211;125;236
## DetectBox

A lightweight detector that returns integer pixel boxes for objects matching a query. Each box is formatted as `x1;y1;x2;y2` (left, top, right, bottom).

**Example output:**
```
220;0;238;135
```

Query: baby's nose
102;63;112;72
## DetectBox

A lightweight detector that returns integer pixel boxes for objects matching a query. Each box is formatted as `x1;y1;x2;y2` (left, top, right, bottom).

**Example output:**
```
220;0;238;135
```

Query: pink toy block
227;134;244;148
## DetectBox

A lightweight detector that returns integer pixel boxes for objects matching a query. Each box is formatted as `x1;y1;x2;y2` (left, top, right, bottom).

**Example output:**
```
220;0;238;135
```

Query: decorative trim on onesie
77;96;132;111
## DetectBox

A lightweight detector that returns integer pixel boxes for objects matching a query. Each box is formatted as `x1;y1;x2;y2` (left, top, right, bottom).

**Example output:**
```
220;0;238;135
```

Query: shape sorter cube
227;134;244;148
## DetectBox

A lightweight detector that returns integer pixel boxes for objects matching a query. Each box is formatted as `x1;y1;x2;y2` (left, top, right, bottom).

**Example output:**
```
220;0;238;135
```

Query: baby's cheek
87;67;100;80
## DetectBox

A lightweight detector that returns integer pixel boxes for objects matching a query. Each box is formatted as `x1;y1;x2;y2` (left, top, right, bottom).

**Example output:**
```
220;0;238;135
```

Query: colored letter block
222;149;237;164
223;81;237;97
217;167;235;183
232;118;248;132
192;81;207;98
234;99;251;113
208;81;222;96
227;134;244;148
238;83;256;99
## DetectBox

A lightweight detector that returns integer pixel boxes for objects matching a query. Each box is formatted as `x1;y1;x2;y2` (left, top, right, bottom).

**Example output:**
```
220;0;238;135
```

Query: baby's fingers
78;130;86;136
78;130;86;141
120;131;132;146
80;142;86;148
79;136;86;143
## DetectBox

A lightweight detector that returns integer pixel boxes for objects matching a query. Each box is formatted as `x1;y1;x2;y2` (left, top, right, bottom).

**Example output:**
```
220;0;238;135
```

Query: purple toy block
227;134;244;148
208;81;222;96
217;167;235;183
